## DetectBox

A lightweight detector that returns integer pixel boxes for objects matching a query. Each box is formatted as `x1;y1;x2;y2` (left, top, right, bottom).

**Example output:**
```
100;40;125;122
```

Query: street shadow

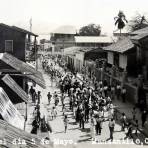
68;127;79;130
80;128;90;133
114;130;122;133
67;117;72;119
54;131;65;134
68;121;77;125
106;138;111;141
77;137;92;143
79;134;91;138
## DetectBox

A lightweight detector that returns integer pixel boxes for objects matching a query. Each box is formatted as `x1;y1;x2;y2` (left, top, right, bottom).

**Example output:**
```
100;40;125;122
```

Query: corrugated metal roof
0;53;46;89
51;25;76;34
0;87;25;130
75;36;117;43
0;119;50;148
2;74;29;103
104;38;134;53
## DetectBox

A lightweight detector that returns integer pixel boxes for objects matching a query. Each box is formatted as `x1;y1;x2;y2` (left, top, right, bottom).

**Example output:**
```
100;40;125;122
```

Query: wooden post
121;69;127;87
34;36;38;70
24;102;27;131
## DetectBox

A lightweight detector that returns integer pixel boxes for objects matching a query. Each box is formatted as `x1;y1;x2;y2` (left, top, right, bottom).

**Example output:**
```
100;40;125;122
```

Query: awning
2;74;29;103
0;52;46;89
0;87;25;130
0;119;50;148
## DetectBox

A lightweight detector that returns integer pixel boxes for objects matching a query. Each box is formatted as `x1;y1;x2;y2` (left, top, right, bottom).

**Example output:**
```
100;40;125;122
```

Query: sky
0;0;148;39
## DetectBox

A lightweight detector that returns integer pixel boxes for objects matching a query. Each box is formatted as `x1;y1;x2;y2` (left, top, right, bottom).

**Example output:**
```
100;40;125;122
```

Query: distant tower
29;18;32;32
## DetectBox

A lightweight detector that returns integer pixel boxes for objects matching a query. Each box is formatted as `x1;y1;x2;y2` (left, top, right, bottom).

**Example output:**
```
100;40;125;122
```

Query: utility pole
30;18;32;32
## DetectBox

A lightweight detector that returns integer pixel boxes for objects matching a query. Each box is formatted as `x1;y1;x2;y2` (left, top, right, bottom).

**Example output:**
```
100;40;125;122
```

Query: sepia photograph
0;0;148;147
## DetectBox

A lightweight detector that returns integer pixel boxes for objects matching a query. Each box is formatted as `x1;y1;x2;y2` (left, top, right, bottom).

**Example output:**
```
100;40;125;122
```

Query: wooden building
0;23;45;104
0;23;46;130
75;36;116;47
50;26;76;55
104;38;137;76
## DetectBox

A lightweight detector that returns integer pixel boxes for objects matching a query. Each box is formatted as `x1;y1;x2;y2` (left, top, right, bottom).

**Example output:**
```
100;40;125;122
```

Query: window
5;40;13;52
114;53;119;67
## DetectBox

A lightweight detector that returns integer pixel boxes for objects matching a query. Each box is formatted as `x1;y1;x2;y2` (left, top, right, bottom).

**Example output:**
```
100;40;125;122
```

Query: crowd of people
58;72;132;141
29;55;147;142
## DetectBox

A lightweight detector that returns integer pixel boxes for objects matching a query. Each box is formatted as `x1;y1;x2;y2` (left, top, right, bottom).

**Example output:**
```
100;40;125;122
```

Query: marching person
116;83;121;100
29;86;35;103
96;116;104;135
132;107;137;121
120;113;127;131
37;91;41;104
121;86;126;103
47;92;52;105
134;120;139;136
31;116;39;135
141;110;147;128
126;122;133;139
51;106;57;120
108;118;115;141
79;110;85;129
90;116;96;140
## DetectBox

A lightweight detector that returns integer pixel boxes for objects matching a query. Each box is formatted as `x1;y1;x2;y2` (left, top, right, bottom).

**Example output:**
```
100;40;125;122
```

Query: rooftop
75;36;117;43
0;23;38;37
129;27;148;41
63;46;101;55
130;26;148;35
51;25;76;34
131;33;148;41
104;37;134;53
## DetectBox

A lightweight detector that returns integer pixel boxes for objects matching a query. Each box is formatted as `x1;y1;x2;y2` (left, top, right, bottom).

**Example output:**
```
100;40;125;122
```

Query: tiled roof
130;27;148;35
75;36;117;43
104;38;134;53
129;27;148;41
131;33;148;40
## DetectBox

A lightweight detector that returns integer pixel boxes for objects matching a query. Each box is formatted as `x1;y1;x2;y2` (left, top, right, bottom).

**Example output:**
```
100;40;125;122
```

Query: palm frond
115;19;119;25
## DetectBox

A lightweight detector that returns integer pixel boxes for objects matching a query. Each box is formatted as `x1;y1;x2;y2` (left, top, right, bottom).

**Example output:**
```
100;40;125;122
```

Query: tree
128;13;148;32
114;11;128;36
79;24;101;36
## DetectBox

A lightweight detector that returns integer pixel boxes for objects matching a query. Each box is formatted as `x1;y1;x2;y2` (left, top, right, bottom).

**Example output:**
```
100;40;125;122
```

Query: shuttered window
5;40;13;52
